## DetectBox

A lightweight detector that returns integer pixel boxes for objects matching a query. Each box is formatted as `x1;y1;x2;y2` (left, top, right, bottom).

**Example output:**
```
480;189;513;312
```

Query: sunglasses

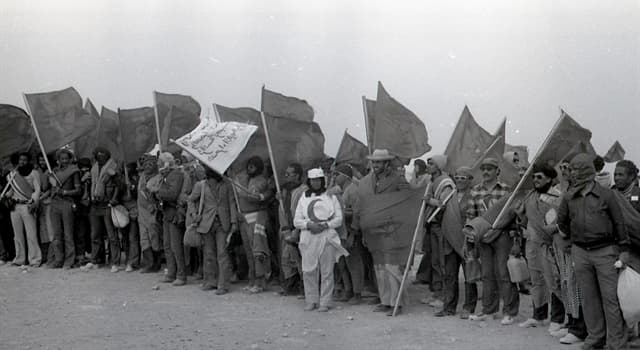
532;174;545;180
559;164;569;170
454;176;469;180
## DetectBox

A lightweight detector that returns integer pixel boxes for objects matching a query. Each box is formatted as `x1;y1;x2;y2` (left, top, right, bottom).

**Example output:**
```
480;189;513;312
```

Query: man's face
18;155;29;168
96;152;109;166
559;162;570;179
284;167;300;186
614;166;634;190
333;173;348;187
371;160;387;176
532;172;551;190
38;156;47;170
58;153;71;168
480;165;498;182
247;163;258;176
143;159;157;175
426;159;440;175
309;178;323;191
454;173;471;191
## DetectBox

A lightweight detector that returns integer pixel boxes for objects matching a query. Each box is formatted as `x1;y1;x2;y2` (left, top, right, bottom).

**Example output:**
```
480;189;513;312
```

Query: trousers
203;220;232;289
90;206;119;266
50;199;75;267
478;232;519;316
10;204;41;265
163;217;186;281
303;244;336;307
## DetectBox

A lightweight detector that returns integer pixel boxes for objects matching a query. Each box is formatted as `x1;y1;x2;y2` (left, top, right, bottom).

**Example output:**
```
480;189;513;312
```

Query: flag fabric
97;106;123;162
174;119;258;175
261;87;314;122
363;98;376;152
0;104;34;159
154;91;201;149
216;103;325;177
74;99;100;159
372;82;430;159
118;107;156;163
537;110;595;167
335;130;369;170
604;141;626;163
24;87;97;153
444;106;495;175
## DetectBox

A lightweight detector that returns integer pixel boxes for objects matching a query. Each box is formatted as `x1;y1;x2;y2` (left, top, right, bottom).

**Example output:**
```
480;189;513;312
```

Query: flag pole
259;112;286;216
492;112;567;228
470;136;503;169
212;103;222;123
361;96;372;155
152;91;163;152
21;93;60;185
0;172;15;198
116;108;131;193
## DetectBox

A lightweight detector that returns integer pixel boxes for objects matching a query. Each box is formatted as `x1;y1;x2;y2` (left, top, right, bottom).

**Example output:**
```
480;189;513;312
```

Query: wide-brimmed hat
367;149;395;161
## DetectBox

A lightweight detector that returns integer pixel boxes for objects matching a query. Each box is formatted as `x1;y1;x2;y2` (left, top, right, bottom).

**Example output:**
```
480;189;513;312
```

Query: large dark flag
0;104;34;159
216;103;325;178
261;86;314;122
24;87;97;153
335;130;369;170
74;99;100;159
97;107;123;162
118;107;156;163
604;141;626;163
154;91;201;150
444;106;494;175
373;82;430;159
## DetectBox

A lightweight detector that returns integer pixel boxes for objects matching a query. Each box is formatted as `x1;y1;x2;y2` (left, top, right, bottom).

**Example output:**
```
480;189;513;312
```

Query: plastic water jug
507;255;530;283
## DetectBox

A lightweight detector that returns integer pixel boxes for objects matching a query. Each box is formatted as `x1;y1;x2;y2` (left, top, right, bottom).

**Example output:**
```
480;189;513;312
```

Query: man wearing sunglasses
465;158;519;326
516;165;583;342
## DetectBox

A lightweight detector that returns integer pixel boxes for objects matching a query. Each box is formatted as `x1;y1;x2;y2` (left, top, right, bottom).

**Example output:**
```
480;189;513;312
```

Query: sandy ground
0;264;583;350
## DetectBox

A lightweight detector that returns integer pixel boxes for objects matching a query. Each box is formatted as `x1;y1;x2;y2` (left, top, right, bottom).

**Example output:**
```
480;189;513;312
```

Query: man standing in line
465;158;519;325
138;155;162;273
235;156;273;294
4;152;41;267
557;153;629;350
190;166;237;295
155;152;187;286
48;149;81;269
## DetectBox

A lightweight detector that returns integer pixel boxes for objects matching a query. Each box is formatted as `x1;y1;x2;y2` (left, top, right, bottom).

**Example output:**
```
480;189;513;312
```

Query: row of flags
0;83;629;183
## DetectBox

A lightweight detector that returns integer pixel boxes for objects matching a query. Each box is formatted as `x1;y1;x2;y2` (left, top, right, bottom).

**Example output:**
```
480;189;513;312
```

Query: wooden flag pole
392;187;456;317
259;112;286;216
492;112;567;228
152;91;163;152
0;172;15;199
21;93;60;185
361;96;373;155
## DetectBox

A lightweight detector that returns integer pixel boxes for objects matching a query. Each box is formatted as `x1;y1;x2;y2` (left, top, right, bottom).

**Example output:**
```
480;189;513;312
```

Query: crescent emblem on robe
307;199;322;223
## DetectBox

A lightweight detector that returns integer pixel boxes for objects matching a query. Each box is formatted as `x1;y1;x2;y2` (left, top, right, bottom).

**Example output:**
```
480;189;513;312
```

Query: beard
17;163;34;177
534;182;552;193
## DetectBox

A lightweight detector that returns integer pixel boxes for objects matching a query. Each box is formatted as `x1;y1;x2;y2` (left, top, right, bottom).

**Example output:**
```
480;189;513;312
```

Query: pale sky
1;0;639;162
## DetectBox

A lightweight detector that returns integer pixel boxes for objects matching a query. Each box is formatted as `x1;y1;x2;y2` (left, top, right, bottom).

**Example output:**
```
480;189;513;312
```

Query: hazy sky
2;0;639;162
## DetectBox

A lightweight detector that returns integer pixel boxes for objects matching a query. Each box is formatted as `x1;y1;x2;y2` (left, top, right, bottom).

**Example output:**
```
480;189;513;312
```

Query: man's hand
463;226;476;243
510;243;522;257
307;222;325;234
618;251;630;268
230;223;238;234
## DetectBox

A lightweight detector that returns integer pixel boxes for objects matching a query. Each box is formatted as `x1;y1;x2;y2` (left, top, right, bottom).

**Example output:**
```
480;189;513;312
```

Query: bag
111;204;130;228
464;257;483;283
507;255;530;283
184;182;205;247
618;266;640;325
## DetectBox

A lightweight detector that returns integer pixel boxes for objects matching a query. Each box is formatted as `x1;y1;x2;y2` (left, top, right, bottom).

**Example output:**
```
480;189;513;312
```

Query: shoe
469;313;490;321
580;343;603;350
501;316;515;326
435;309;455;317
172;279;186;286
48;263;63;269
317;306;329;312
373;304;391;312
248;286;264;294
63;265;73;270
304;303;317;311
347;294;362;305
201;284;216;291
125;264;134;273
367;297;381;305
460;310;471;319
193;274;203;281
80;262;96;271
518;318;541;328
387;306;401;316
548;322;563;333
550;328;569;338
0;260;6;266
110;265;119;273
337;291;354;302
559;333;584;345
160;276;175;283
215;289;228;295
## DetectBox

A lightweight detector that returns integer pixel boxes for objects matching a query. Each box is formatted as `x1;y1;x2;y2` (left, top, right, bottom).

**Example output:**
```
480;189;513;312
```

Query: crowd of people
1;145;639;350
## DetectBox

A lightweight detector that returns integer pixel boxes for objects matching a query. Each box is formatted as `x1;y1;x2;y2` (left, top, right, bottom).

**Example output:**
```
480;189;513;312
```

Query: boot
139;249;154;273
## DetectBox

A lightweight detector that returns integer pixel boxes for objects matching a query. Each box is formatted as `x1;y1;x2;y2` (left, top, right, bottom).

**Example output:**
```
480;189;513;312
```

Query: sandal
248;286;264;294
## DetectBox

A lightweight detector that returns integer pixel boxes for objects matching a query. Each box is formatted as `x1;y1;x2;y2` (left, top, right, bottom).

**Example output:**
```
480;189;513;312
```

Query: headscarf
569;153;596;194
428;155;447;171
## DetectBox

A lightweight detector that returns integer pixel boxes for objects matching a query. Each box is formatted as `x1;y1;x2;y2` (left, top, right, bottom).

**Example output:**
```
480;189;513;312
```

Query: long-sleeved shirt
557;181;629;251
7;170;41;204
465;181;510;222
